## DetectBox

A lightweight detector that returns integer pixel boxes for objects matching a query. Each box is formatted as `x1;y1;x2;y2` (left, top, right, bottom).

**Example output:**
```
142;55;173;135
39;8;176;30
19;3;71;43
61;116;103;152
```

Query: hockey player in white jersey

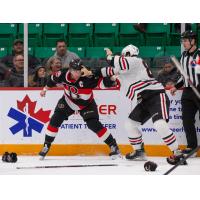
81;44;185;165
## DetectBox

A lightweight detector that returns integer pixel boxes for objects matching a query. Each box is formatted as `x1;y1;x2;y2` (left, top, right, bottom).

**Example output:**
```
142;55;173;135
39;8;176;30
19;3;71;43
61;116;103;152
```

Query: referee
170;31;200;156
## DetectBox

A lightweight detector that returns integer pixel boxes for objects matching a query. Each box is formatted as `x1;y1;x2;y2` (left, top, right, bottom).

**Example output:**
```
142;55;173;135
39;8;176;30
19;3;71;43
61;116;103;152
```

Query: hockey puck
144;161;157;171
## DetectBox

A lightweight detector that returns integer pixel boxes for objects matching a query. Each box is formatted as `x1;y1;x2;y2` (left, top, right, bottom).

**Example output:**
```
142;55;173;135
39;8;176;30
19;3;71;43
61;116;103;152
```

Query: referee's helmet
181;31;197;41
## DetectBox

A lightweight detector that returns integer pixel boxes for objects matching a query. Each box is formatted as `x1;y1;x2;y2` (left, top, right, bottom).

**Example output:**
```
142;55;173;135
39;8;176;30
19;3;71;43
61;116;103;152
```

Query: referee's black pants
181;87;200;149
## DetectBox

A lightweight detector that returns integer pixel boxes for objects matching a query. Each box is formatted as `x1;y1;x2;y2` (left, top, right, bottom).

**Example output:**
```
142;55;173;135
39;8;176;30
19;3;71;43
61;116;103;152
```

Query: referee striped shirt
175;48;200;88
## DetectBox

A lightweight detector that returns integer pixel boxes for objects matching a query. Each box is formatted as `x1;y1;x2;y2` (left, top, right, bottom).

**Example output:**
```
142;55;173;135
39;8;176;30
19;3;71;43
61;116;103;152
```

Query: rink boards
0;87;200;156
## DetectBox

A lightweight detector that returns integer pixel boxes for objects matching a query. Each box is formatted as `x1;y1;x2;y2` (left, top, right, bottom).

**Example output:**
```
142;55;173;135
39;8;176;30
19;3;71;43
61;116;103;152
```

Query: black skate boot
109;141;122;160
125;149;147;161
181;148;197;158
39;143;51;160
126;143;147;161
166;150;187;165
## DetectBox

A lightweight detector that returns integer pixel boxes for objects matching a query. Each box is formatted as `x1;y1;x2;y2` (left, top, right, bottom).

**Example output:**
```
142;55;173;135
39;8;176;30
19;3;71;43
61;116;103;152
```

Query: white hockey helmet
121;44;139;56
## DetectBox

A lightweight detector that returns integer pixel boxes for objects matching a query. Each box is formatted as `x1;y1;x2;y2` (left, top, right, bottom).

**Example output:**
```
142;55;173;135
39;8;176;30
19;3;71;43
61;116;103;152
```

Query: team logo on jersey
191;60;196;67
79;81;84;87
7;95;51;137
55;71;61;77
64;84;78;94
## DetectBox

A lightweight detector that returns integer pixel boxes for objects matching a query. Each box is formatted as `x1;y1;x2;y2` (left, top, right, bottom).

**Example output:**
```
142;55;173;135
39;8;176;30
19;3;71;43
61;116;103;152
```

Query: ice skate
181;148;197;158
125;148;147;161
126;143;147;161
166;149;187;165
39;143;51;160
109;144;122;160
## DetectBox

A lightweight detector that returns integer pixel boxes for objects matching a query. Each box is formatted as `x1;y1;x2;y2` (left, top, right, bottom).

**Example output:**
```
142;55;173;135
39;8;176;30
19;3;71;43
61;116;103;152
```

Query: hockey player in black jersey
81;45;185;165
39;59;121;160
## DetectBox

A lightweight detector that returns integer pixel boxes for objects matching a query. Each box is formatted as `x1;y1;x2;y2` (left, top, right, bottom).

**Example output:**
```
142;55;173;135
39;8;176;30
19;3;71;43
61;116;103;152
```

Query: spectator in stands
29;65;47;87
0;63;10;81
157;58;180;88
133;23;148;33
47;56;62;75
47;40;79;69
6;54;24;87
0;39;40;74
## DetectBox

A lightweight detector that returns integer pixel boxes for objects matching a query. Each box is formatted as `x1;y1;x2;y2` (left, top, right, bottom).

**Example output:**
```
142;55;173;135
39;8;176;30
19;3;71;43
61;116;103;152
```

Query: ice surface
0;156;199;175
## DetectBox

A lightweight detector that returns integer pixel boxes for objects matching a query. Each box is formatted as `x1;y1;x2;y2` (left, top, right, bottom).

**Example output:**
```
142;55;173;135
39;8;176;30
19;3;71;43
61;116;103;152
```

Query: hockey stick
171;56;200;99
163;146;200;175
16;164;118;170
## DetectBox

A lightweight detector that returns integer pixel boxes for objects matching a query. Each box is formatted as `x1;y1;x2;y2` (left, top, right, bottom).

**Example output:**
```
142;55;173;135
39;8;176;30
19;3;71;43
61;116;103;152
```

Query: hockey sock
44;135;55;147
86;119;117;146
153;119;178;152
44;124;59;146
124;118;143;150
96;127;116;147
104;134;117;147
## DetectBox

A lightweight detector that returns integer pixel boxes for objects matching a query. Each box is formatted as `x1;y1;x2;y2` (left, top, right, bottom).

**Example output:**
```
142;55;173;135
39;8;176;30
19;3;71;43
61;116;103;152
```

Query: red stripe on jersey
128;82;146;99
63;84;70;91
162;93;168;119
160;94;165;119
65;94;85;110
129;138;142;143
121;56;126;70
47;124;58;133
65;71;76;83
78;105;85;110
89;92;94;101
109;67;112;76
65;92;94;110
164;135;176;143
97;127;107;138
160;93;167;119
97;77;103;88
78;88;93;94
63;85;93;96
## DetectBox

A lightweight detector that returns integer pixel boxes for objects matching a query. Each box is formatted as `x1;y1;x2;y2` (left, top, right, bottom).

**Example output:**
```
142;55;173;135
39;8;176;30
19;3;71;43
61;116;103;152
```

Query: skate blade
110;154;123;160
183;152;197;158
39;156;45;161
126;157;147;161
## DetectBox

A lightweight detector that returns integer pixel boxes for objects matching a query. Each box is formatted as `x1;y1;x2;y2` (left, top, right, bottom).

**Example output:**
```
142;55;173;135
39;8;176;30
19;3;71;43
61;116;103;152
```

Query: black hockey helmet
69;59;83;71
181;31;197;41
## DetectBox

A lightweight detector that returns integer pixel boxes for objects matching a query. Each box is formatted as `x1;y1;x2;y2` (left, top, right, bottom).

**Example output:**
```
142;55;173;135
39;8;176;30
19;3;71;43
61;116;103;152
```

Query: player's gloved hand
81;67;93;77
40;90;46;97
104;48;113;56
110;75;118;81
170;86;177;96
40;87;48;97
